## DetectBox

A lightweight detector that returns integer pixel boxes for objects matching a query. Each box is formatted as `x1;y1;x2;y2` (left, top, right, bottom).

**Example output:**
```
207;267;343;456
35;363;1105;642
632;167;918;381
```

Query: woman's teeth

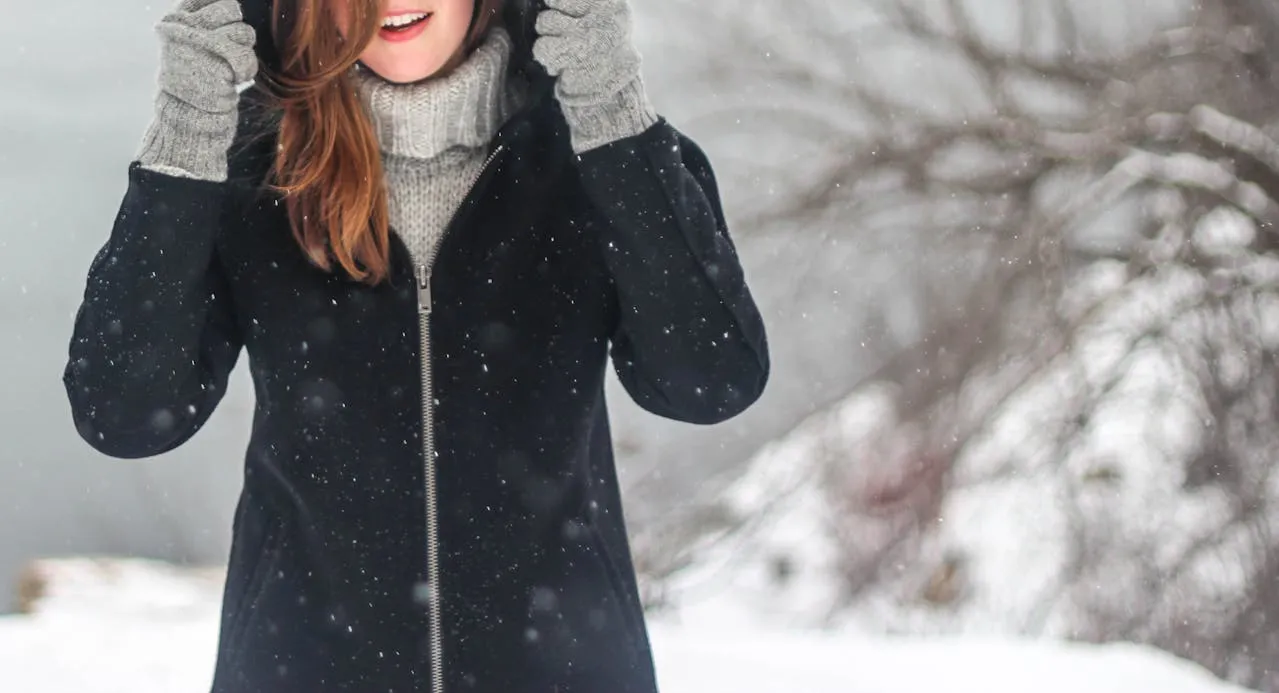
382;13;430;30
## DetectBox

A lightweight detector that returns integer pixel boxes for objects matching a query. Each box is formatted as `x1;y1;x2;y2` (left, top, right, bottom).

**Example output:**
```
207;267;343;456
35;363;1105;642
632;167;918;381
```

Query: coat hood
229;0;547;182
236;0;543;80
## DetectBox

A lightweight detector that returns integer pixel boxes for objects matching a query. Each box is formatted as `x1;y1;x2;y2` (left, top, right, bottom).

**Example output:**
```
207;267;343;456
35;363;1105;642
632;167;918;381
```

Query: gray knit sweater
354;29;519;267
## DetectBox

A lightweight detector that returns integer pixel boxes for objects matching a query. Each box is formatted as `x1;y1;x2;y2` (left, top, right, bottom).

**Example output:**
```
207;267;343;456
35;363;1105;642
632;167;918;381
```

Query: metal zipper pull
417;264;431;314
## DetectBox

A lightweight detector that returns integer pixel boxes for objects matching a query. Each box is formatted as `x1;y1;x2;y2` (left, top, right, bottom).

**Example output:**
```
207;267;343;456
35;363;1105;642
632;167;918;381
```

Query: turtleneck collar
353;28;515;161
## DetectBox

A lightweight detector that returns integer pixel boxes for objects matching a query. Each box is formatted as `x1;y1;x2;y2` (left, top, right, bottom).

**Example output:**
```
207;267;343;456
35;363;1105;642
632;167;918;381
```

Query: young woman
63;0;768;690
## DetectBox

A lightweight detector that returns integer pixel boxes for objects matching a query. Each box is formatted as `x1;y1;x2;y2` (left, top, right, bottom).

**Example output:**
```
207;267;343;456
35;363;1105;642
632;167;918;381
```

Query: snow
0;559;1257;693
655;629;1255;693
659;234;1270;648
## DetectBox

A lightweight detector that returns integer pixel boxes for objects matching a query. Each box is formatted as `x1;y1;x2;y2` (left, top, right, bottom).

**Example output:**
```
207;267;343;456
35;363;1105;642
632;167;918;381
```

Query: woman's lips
379;14;431;43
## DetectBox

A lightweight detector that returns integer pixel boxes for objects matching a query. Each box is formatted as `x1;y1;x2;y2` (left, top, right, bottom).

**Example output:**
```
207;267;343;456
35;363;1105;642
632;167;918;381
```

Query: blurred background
6;0;1279;690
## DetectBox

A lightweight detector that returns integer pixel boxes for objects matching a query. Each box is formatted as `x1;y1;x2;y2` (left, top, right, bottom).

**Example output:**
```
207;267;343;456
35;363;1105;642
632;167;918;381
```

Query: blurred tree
643;0;1279;689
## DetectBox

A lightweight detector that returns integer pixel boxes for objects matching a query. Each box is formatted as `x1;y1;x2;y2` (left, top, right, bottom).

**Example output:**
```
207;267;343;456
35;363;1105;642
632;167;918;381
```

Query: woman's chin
360;59;444;85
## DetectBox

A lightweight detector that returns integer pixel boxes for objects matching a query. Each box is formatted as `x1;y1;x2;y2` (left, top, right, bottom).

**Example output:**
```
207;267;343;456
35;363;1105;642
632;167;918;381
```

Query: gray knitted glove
533;0;658;153
136;0;258;182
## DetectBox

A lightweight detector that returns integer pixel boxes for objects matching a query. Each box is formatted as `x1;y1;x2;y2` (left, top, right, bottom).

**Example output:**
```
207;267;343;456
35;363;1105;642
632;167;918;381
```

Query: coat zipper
415;144;505;693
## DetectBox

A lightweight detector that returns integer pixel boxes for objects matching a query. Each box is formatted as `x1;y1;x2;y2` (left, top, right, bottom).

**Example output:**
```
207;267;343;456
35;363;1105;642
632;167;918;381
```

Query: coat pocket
525;519;647;684
221;520;284;663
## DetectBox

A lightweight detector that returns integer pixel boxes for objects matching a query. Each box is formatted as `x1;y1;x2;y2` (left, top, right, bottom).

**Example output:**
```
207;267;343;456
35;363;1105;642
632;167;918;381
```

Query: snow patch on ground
0;558;1257;693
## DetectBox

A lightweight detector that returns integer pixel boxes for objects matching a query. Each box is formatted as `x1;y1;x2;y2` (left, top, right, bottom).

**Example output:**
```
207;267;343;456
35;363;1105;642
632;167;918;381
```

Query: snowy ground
0;559;1257;693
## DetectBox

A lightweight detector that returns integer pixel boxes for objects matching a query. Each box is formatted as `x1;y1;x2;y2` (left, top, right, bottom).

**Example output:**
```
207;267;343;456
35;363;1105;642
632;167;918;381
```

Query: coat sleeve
63;163;243;459
578;119;770;425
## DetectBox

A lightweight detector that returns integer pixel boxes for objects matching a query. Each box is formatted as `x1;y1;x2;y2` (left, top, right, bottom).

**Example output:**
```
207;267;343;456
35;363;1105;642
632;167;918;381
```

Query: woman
63;0;768;690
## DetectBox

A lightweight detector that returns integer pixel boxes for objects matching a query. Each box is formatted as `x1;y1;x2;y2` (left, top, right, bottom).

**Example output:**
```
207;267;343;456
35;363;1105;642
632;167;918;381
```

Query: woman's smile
338;0;475;83
379;9;432;43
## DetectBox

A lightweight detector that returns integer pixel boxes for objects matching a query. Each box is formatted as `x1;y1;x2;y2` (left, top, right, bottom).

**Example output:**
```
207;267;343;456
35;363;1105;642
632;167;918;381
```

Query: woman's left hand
533;0;657;152
533;0;639;99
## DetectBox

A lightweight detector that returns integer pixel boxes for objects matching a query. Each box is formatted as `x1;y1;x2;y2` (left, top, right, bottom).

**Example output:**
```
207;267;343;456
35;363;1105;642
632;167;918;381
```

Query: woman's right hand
136;0;259;181
155;0;257;114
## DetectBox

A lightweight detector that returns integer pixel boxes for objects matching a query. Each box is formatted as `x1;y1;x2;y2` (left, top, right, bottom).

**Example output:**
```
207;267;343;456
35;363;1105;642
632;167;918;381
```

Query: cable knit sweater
353;29;521;266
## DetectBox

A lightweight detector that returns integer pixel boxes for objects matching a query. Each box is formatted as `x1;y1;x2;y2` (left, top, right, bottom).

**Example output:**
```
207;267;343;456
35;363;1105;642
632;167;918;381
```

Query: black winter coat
63;1;768;691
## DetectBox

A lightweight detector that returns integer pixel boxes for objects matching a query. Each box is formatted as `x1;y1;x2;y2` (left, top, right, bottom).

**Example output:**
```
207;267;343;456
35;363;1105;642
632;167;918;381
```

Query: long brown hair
266;0;505;285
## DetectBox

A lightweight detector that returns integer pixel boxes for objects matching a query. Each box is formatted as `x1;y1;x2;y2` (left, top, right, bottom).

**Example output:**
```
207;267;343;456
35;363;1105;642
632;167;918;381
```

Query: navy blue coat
63;1;768;691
